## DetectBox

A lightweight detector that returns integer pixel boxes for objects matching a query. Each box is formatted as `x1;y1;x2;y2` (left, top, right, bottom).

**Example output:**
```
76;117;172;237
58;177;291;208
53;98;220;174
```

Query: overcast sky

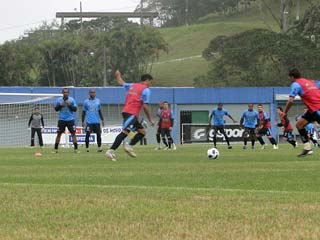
0;0;140;43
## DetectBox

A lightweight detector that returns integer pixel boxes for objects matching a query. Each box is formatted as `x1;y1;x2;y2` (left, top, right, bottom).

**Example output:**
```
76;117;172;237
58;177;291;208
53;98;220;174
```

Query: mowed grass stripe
1;182;320;196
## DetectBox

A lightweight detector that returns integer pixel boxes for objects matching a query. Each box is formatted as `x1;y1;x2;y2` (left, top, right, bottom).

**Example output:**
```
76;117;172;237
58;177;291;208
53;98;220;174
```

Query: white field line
151;55;202;65
0;182;318;195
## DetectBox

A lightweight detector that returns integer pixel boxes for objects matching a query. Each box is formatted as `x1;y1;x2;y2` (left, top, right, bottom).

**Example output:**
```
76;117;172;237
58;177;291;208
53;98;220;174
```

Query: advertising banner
42;126;122;145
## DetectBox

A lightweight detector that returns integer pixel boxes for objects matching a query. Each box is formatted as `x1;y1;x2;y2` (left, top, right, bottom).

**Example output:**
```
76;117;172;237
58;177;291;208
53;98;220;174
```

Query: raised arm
115;70;125;86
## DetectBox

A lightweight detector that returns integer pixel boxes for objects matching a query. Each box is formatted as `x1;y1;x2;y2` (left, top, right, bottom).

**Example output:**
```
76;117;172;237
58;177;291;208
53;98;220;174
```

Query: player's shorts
283;131;294;140
85;123;101;134
57;120;76;134
161;128;171;137
302;110;320;123
122;112;143;132
213;125;226;134
257;127;272;137
243;127;255;138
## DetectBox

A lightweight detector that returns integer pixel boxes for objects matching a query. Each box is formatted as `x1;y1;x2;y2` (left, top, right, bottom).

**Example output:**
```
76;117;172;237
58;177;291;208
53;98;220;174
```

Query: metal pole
140;0;143;25
103;45;107;86
80;1;83;32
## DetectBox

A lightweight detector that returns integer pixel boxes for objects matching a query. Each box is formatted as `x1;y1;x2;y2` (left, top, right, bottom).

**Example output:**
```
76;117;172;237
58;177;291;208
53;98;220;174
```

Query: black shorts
302;110;320;123
257;128;272;137
122;112;143;132
161;128;171;137
213;125;226;134
243;127;256;138
85;123;101;134
57;120;76;134
283;131;294;140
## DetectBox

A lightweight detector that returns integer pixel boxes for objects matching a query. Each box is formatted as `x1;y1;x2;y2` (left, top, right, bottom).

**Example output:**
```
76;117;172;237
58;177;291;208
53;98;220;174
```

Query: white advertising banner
42;126;122;145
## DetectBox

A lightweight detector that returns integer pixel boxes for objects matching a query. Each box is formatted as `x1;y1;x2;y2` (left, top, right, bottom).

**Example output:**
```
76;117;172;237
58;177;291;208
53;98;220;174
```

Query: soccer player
305;122;319;147
284;68;320;156
240;103;260;149
209;103;237;149
82;89;105;153
53;88;78;153
276;106;297;148
256;104;278;149
28;106;44;148
105;70;155;161
155;101;164;150
160;101;176;150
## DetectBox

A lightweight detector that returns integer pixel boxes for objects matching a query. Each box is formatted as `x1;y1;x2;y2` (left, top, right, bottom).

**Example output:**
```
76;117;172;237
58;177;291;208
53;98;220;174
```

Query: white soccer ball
207;147;219;159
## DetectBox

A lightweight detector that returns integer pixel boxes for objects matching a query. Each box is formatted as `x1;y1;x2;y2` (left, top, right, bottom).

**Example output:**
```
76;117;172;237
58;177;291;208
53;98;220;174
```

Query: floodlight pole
80;1;83;32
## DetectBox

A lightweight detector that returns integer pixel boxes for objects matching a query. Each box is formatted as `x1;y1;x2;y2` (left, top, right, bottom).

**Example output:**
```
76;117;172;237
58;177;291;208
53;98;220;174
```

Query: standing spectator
28;106;44;148
82;89;105;153
209;103;237;149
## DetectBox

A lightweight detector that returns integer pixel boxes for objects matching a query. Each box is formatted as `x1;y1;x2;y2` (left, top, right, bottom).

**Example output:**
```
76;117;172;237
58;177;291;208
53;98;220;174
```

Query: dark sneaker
228;146;232;149
97;149;103;153
243;146;247;150
298;149;313;157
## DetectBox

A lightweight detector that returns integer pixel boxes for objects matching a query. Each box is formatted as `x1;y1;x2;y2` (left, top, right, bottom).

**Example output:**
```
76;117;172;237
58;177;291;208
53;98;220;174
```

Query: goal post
0;92;62;146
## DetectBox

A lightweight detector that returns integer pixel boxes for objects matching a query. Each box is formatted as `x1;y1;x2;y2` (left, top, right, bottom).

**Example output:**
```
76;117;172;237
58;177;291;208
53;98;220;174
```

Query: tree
195;29;320;87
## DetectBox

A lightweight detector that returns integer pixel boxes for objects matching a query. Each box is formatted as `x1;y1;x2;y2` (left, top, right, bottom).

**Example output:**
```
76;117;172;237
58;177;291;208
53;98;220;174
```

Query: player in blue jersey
209;103;237;149
53;88;78;153
240;103;260;149
82;89;105;153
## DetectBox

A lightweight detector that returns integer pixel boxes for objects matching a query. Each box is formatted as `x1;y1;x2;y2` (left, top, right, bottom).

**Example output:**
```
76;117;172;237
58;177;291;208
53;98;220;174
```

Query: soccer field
0;144;320;239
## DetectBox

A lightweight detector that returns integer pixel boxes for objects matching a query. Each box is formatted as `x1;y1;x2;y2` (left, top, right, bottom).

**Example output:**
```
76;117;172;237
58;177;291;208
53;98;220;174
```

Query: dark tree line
0;19;168;86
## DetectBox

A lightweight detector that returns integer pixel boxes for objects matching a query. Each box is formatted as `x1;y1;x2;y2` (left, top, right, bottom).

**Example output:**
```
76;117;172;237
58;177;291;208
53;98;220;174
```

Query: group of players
209;103;279;150
29;67;320;159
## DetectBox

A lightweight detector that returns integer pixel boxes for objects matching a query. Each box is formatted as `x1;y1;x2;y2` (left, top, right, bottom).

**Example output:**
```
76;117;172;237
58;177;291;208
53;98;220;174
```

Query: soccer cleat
97;149;103;153
74;149;80;154
251;146;255;150
51;150;58;154
105;150;117;161
261;144;265;150
297;149;313;157
124;144;137;158
172;143;177;150
163;147;169;151
154;146;161;150
293;142;298;148
228;146;232;149
86;149;90;153
273;145;278;150
243;146;247;150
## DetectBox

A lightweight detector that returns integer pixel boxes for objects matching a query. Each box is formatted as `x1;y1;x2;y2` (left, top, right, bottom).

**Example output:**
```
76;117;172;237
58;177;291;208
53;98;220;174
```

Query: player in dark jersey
105;70;155;161
82;89;105;153
155;101;164;150
28;106;44;148
209;103;237;149
160;101;176;150
284;68;320;157
276;106;297;148
53;88;78;153
256;104;278;150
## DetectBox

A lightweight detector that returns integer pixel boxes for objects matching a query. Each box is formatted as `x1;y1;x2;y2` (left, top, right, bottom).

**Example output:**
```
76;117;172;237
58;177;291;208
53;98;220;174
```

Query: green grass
153;21;269;87
1;144;320;239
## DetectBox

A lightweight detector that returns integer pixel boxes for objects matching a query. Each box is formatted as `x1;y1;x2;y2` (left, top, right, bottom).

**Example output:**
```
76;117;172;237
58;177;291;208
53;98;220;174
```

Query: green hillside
151;0;316;87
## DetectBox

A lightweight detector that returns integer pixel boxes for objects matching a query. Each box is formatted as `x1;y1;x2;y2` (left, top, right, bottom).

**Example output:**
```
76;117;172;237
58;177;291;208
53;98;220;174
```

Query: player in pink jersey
284;68;320;157
106;70;155;161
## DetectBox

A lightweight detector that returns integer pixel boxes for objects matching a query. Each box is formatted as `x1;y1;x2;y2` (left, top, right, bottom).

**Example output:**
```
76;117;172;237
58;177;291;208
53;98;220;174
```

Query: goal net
0;93;61;146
